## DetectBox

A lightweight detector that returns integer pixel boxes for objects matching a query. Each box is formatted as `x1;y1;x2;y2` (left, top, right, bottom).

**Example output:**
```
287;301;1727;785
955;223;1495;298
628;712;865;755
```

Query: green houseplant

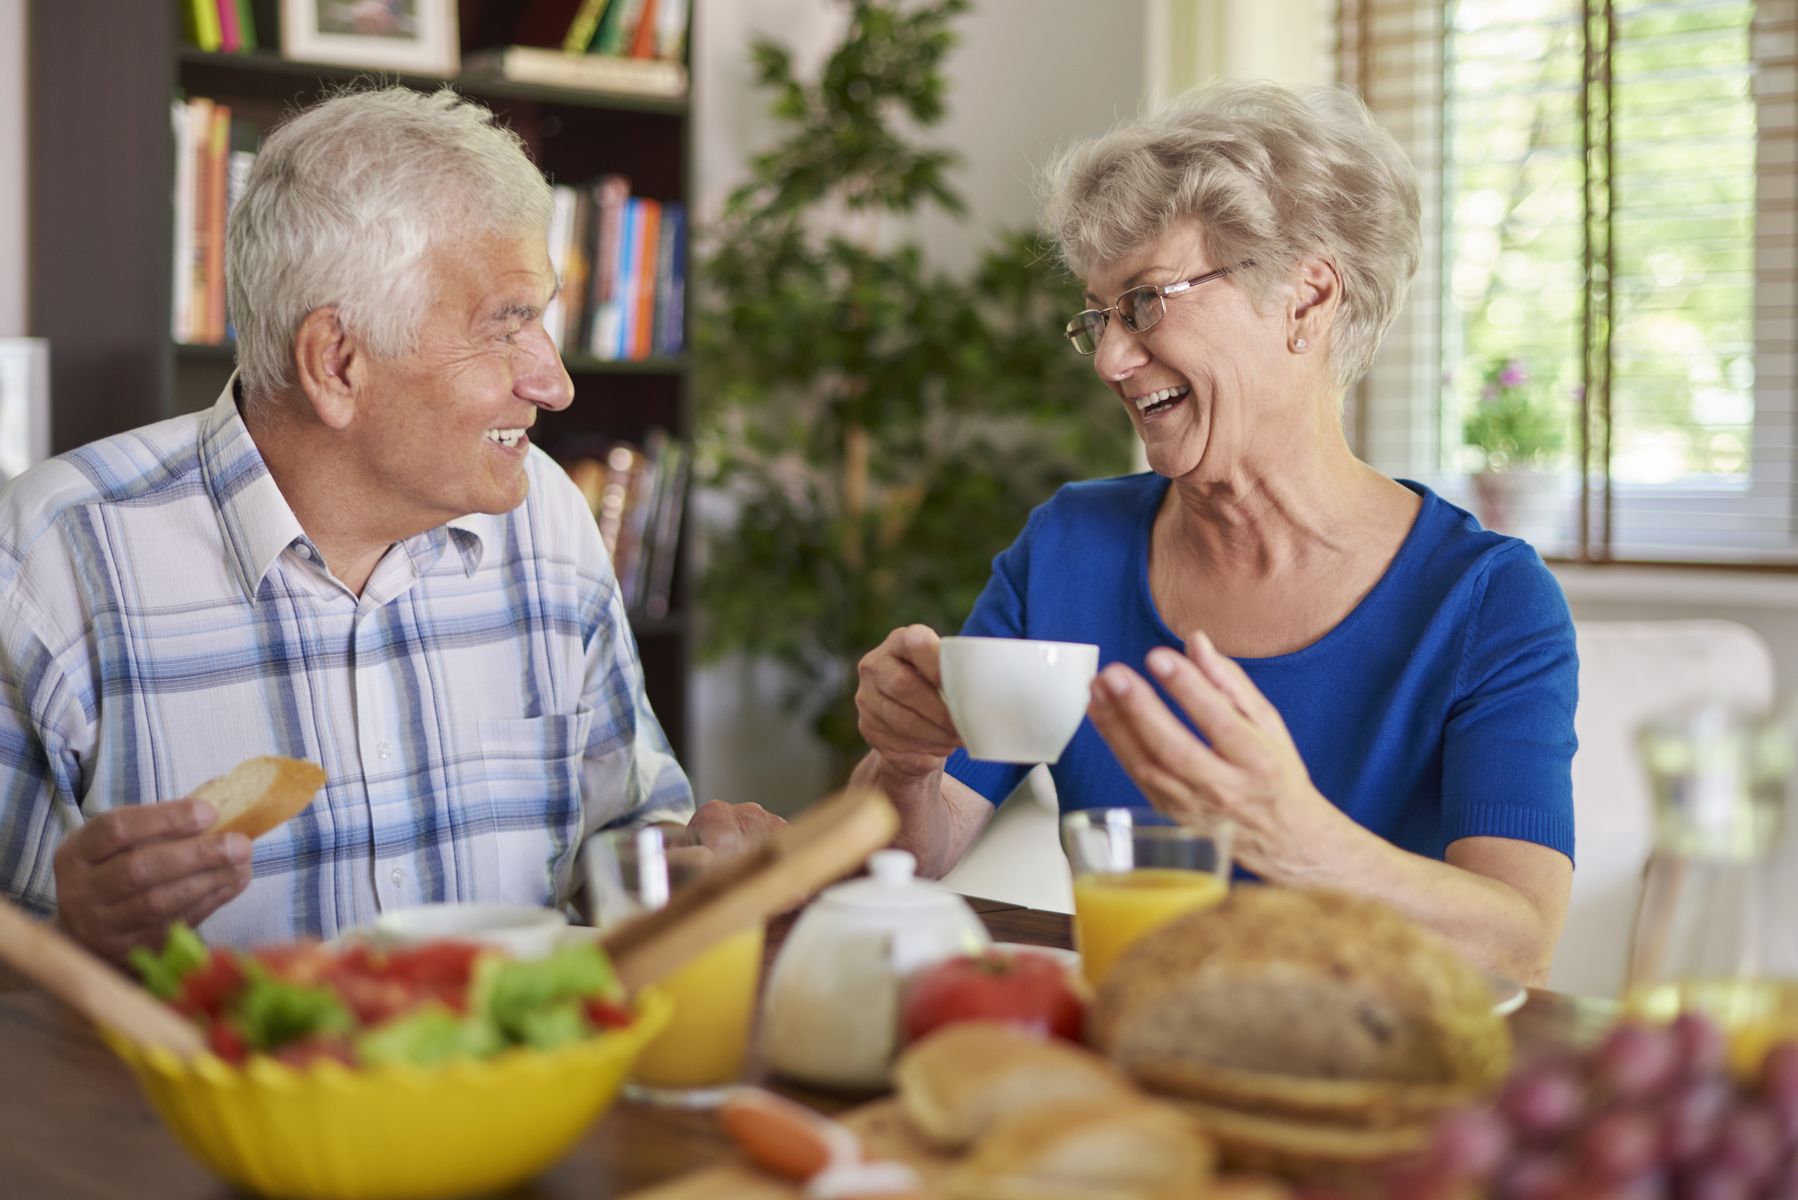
694;0;1132;777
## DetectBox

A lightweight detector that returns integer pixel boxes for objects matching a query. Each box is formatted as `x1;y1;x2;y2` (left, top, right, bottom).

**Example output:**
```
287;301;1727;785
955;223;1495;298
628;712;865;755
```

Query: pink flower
1498;361;1528;388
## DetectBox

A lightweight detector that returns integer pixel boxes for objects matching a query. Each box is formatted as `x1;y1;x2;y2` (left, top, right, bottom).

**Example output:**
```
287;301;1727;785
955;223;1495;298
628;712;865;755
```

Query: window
1338;0;1797;564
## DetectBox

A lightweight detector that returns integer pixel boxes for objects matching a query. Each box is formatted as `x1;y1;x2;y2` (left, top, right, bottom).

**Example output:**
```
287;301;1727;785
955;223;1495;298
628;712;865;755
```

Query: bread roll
196;756;326;840
948;1098;1213;1200
893;1021;1137;1151
1088;887;1510;1119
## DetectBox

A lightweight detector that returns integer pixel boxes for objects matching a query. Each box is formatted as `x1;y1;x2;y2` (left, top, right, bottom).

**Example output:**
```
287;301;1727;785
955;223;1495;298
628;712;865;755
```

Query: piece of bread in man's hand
195;756;326;840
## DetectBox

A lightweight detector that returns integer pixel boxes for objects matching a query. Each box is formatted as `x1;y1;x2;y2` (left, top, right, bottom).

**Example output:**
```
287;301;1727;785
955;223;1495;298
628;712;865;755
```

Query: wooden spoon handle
0;899;206;1059
600;787;899;992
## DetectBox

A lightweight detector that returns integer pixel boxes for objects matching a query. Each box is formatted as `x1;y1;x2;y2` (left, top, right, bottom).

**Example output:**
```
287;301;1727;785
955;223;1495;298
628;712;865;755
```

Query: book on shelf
460;46;688;99
182;0;262;54
562;0;689;59
544;176;684;362
559;433;688;618
171;96;257;346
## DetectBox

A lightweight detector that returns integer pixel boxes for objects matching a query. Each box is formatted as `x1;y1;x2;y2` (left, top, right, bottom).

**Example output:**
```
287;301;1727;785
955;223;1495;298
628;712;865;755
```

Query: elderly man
0;86;779;963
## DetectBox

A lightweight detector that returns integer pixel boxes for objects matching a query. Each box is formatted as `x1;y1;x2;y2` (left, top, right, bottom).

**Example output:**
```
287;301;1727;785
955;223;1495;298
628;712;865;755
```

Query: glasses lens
1065;311;1105;355
1121;286;1164;334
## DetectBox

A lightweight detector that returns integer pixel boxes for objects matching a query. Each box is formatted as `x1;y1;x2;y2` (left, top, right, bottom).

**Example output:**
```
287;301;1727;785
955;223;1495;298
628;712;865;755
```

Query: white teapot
761;848;991;1090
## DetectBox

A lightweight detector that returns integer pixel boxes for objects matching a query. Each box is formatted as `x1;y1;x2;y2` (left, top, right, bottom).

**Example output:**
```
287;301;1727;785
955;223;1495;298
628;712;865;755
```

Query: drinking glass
1060;807;1232;987
583;827;765;1107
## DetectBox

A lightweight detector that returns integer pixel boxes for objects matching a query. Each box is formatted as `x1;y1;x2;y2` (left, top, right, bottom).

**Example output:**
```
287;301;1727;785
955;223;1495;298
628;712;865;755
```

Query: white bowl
372;902;569;960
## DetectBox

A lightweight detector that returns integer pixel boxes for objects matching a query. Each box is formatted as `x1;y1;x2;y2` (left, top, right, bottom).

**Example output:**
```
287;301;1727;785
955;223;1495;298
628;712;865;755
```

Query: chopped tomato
384;941;485;991
207;1021;248;1064
177;950;245;1021
251;941;335;986
333;974;422;1026
582;997;635;1030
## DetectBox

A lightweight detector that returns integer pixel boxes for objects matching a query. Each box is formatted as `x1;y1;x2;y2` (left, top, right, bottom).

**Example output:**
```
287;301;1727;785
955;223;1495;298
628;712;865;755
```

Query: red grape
1760;1040;1798;1141
1670;1012;1729;1079
1503;1063;1587;1141
1427;1105;1512;1180
1677;1164;1755;1200
1583;1107;1660;1181
1663;1077;1734;1164
1596;1022;1681;1099
1712;1106;1782;1186
1498;1152;1578;1200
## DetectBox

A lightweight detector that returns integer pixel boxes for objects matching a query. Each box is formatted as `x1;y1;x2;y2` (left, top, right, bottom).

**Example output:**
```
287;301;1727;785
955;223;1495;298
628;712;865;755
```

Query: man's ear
291;307;360;430
1287;257;1342;355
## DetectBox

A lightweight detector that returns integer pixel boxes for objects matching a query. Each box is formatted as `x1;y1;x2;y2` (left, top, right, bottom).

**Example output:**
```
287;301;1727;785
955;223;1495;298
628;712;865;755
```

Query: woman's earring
1294;338;1307;351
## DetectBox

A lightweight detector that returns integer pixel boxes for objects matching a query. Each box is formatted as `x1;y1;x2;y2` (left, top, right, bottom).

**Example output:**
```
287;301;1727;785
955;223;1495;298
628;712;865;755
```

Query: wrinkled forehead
1081;219;1216;301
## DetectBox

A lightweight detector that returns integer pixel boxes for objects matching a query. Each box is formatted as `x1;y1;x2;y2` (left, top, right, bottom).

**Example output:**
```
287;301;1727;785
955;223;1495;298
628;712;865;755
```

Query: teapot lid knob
869;849;917;887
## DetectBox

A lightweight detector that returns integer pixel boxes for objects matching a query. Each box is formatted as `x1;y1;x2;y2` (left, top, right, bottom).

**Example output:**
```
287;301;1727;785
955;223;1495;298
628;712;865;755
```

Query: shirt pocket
468;706;594;905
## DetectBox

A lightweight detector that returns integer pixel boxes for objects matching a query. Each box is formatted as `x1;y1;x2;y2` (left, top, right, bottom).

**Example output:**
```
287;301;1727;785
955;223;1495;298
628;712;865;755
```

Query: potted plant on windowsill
1460;357;1572;546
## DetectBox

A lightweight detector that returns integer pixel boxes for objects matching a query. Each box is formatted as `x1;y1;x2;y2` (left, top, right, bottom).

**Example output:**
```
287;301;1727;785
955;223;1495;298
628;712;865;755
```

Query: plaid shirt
0;382;692;944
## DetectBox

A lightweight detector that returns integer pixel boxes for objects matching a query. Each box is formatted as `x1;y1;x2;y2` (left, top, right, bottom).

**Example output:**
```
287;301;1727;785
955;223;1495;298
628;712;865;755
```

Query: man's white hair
226;85;553;401
1041;80;1421;391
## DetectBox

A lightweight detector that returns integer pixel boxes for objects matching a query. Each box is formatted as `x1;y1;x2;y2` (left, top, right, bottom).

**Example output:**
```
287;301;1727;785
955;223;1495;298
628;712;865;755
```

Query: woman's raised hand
854;625;962;778
1086;630;1352;881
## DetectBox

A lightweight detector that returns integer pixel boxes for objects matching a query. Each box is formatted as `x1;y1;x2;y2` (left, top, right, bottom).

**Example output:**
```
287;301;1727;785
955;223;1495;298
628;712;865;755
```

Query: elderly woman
851;81;1574;984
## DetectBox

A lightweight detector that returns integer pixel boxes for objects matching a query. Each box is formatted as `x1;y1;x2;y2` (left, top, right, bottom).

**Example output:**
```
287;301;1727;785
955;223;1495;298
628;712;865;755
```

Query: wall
0;0;25;337
689;0;1149;810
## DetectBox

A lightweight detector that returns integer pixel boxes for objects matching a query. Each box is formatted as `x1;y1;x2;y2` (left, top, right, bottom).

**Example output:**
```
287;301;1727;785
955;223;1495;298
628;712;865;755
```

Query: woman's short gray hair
1041;80;1420;390
227;85;553;401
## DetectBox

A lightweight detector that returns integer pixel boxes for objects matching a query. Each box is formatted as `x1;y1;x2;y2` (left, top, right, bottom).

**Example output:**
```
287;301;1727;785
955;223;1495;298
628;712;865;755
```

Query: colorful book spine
170;101;196;341
589;175;631;358
189;0;222;51
654;203;685;356
204;104;231;343
629;0;660;58
630;198;662;360
216;0;241;53
563;0;613;53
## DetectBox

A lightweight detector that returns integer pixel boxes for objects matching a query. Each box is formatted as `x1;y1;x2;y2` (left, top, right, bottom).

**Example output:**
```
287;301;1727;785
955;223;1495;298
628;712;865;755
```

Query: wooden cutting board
623;1098;954;1198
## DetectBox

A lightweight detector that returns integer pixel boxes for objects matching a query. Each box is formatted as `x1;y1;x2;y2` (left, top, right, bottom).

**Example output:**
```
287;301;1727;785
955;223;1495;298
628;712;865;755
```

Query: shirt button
295;544;313;559
390;867;405;887
377;741;392;760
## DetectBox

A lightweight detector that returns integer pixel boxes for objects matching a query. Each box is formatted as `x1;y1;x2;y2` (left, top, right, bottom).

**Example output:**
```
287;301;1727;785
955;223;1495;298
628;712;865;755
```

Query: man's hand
686;799;787;860
52;799;253;965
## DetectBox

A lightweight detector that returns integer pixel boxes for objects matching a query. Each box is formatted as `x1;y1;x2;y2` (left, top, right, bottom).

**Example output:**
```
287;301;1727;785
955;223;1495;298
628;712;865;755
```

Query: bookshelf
26;1;697;766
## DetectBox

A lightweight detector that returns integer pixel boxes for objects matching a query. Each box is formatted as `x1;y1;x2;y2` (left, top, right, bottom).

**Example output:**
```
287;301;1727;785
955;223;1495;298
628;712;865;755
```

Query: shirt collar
200;378;308;602
201;377;491;600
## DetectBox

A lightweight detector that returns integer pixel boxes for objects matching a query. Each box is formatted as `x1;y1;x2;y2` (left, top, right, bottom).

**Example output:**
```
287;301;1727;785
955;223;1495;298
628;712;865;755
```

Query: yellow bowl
100;987;672;1200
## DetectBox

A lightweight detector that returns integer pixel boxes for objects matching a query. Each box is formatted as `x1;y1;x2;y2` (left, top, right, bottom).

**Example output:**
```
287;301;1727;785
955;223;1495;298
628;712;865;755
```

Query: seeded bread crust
1088;887;1510;1118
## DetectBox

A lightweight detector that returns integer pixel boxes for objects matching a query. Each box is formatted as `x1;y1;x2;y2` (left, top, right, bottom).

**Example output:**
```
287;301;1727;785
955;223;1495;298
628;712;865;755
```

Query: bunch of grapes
1384;1014;1798;1199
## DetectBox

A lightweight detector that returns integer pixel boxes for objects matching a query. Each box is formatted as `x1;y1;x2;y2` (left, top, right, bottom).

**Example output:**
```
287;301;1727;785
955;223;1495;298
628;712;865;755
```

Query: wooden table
0;899;1617;1198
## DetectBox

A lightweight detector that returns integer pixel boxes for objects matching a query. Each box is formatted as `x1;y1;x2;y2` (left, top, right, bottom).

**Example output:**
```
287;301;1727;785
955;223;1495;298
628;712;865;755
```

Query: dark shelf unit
28;3;697;766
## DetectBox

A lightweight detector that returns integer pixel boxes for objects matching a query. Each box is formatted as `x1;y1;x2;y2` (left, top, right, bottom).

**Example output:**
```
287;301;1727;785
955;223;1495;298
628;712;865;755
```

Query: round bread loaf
1087;886;1510;1119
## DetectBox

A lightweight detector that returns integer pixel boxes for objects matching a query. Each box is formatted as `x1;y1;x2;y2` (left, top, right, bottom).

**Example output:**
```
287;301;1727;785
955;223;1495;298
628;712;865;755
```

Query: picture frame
280;0;460;77
0;339;50;486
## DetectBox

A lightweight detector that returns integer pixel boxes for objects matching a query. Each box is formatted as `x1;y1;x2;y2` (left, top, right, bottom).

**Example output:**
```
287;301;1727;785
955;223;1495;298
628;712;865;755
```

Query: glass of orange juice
583;827;765;1108
1061;808;1232;987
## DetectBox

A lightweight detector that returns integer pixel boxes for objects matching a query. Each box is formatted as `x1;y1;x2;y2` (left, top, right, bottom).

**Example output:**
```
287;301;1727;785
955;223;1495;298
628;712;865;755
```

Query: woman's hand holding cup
855;625;962;777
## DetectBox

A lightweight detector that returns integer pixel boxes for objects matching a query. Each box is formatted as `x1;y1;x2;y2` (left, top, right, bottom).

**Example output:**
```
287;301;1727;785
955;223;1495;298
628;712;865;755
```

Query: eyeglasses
1063;263;1248;355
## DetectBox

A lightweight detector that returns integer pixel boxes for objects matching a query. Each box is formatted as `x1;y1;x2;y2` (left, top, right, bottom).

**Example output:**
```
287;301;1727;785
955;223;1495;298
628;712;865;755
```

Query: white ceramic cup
938;636;1100;763
372;902;569;960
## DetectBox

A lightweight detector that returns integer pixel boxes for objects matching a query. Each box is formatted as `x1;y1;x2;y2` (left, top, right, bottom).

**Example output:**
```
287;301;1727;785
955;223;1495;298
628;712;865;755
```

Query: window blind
1337;0;1798;565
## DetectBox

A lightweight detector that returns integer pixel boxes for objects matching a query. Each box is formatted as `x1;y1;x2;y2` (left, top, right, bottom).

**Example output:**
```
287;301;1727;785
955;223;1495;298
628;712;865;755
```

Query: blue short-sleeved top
945;474;1577;864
